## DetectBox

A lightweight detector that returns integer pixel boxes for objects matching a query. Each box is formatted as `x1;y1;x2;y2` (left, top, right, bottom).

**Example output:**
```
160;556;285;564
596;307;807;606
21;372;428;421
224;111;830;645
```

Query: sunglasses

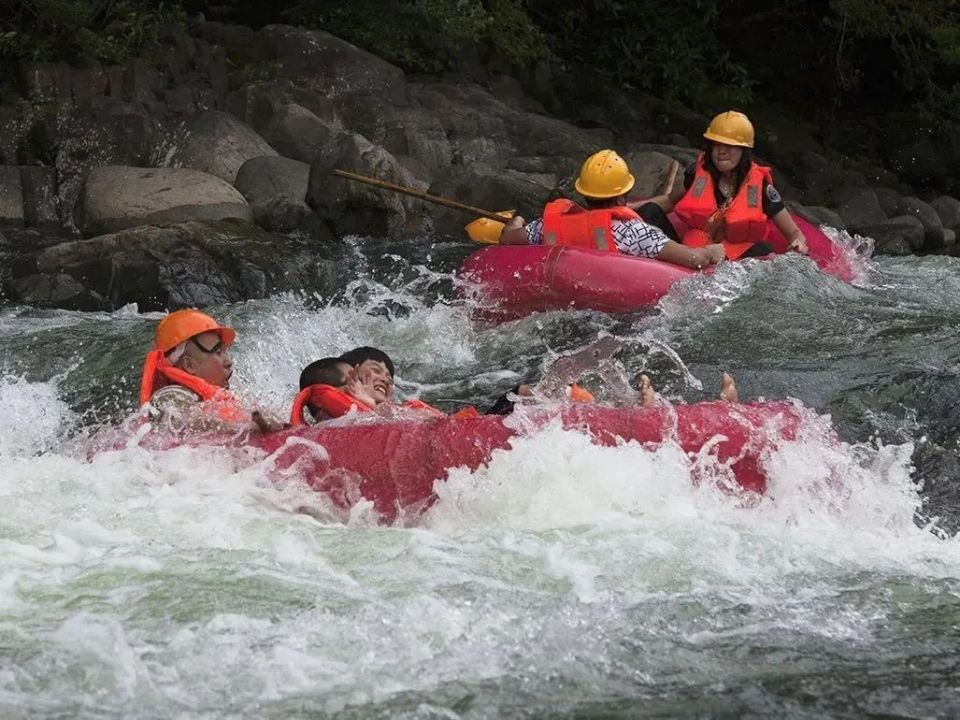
190;337;228;356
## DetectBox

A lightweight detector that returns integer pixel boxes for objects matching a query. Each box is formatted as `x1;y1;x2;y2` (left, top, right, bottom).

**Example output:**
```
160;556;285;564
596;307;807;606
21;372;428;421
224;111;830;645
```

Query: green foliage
0;0;184;70
287;0;550;74
536;0;753;108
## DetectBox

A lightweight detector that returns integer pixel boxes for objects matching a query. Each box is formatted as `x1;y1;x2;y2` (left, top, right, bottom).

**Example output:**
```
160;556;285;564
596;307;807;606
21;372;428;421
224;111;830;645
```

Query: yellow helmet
703;111;755;148
574;150;635;199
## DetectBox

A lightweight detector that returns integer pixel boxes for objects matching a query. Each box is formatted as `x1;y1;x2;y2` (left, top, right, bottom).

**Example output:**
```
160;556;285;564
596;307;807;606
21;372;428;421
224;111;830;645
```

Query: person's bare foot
720;373;739;403
639;374;656;407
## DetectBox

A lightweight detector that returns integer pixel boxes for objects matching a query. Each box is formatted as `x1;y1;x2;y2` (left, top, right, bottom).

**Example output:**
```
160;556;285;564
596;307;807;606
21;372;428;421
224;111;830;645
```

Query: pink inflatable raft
456;216;855;322
132;402;811;523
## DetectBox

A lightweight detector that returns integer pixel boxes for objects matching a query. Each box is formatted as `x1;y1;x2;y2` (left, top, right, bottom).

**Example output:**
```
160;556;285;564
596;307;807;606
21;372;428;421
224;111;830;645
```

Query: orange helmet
154;309;236;353
703;111;755;148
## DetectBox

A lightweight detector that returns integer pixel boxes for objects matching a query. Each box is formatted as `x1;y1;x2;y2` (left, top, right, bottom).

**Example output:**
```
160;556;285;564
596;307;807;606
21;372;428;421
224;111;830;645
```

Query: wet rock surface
1;21;958;311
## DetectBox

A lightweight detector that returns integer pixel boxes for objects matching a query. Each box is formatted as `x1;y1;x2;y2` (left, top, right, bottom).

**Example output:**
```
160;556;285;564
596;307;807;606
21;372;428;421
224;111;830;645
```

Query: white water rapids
2;237;960;718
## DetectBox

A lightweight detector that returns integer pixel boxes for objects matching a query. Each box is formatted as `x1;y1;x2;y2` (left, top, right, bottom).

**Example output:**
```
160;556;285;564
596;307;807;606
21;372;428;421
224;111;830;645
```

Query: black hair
702;141;754;195
583;195;627;210
338;346;395;377
299;357;350;390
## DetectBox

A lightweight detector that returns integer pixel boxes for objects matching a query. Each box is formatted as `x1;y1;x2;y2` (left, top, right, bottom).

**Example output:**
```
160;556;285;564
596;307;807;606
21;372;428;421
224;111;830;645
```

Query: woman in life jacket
140;309;283;434
660;111;808;260
498;150;726;269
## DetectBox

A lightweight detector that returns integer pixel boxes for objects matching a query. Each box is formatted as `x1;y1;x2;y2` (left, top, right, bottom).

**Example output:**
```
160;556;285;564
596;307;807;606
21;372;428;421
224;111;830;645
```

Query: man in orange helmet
499;149;726;270
140;309;283;434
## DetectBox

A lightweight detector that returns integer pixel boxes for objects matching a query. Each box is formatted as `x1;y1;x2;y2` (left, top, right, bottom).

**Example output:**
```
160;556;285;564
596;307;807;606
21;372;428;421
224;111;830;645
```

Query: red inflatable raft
144;402;808;523
457;216;855;323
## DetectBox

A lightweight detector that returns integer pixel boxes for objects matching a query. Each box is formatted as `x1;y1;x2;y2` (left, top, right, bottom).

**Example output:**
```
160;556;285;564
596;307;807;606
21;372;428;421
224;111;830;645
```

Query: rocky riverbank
1;19;958;311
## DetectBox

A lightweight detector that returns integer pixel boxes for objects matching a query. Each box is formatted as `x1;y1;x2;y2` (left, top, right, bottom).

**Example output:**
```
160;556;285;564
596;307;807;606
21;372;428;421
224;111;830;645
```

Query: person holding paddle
497;150;726;270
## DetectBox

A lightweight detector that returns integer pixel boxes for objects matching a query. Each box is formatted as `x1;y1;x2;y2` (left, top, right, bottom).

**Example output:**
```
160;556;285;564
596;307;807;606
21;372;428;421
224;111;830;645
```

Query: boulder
153;110;276;184
428;166;552;237
307;131;423;239
836;188;887;230
857;215;925;256
622;151;677;198
5;219;341;311
896;197;942;249
0;166;24;227
20;166;59;230
786;202;845;230
260;25;407;103
872;187;902;218
235;155;331;238
262;104;341;163
799;152;867;206
930;196;960;232
76;166;253;236
943;228;957;248
226;80;342;139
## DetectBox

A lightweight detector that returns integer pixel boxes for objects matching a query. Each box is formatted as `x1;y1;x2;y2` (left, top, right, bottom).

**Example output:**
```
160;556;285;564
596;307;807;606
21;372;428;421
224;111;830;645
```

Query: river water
2;232;959;718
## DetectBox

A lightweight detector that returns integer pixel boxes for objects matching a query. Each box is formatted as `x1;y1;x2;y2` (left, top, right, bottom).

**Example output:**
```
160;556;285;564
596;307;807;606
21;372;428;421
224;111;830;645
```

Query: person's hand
788;235;808;254
705;243;726;264
251;410;286;434
502;215;525;231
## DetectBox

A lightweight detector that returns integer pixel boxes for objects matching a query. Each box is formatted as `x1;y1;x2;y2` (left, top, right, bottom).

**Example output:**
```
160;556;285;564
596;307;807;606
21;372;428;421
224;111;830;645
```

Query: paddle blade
465;210;514;244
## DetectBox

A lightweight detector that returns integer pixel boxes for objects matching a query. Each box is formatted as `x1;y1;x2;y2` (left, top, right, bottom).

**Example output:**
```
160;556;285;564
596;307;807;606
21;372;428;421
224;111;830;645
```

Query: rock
335;97;452;182
857;215;925;255
226;80;342;138
307;131;423;238
872;187;901;218
786;202;845;230
0;166;24;227
930;196;960;232
887;136;950;188
837;188;887;230
896;197;942;249
6;219;341;311
76;166;253;236
235;155;331;238
260;25;407;103
622;151;677;198
943;228;957;248
7;273;101;310
262;104;341;163
20;167;59;230
427;166;552;237
627;144;699;168
152;110;277;184
799;152;867;206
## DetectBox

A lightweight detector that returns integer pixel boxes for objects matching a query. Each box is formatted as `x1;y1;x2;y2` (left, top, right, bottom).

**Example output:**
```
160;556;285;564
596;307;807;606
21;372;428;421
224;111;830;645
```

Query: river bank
1;20;959;311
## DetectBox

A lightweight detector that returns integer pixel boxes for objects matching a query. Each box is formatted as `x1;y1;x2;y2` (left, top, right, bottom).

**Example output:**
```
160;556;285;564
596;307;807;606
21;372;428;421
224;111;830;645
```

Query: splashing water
1;236;959;717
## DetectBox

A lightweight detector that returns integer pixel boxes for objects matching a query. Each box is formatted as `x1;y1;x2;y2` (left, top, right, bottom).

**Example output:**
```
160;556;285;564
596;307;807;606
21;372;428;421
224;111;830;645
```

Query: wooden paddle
333;169;512;223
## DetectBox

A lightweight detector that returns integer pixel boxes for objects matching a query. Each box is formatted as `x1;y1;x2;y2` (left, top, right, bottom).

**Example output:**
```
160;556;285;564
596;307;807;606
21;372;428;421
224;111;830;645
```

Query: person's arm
656;240;726;269
498;215;530;245
771;209;808;254
631;159;685;211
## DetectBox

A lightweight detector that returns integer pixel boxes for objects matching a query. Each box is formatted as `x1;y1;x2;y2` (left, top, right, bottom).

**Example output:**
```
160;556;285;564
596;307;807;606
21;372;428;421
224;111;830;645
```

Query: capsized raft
456;216;856;322
157;402;809;523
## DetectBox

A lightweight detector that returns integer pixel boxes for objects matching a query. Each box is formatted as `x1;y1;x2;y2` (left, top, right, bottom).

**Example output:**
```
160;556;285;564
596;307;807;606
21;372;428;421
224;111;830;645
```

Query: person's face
180;331;233;388
710;142;743;174
355;360;394;405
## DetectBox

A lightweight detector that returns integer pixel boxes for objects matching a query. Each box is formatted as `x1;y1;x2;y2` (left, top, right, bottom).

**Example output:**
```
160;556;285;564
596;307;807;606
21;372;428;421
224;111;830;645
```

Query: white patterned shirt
524;217;670;258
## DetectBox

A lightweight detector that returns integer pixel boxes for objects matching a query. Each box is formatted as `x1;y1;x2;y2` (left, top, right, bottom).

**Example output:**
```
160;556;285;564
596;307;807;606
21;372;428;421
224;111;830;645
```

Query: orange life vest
139;349;249;423
289;384;374;425
674;155;785;259
541;199;641;252
290;385;479;425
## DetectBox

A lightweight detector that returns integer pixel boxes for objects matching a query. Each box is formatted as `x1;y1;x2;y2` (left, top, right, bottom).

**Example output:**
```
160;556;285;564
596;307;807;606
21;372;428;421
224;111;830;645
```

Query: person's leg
720;373;739;403
636;202;679;242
